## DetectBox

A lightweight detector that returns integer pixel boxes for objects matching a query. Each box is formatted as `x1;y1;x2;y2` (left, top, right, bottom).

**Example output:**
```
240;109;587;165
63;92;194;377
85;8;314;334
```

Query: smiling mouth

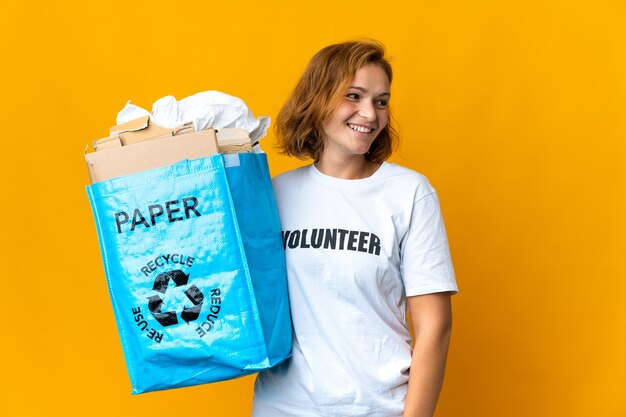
347;123;375;133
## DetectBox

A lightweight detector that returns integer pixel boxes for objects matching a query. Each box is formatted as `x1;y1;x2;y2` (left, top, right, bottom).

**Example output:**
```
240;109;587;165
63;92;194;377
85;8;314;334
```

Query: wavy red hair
276;40;398;162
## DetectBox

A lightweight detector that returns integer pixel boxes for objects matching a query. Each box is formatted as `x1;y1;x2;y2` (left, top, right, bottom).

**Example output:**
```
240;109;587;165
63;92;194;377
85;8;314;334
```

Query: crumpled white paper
116;91;270;142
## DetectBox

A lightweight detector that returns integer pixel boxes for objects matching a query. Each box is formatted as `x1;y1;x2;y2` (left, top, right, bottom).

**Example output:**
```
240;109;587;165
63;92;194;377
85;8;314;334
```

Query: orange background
1;1;625;416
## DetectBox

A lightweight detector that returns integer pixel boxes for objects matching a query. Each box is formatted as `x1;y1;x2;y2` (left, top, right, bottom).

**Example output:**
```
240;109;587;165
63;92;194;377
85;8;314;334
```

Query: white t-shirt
252;162;457;417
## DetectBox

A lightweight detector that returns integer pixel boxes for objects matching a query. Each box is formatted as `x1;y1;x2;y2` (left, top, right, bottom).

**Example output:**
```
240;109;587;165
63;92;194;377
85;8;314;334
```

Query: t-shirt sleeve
400;192;458;297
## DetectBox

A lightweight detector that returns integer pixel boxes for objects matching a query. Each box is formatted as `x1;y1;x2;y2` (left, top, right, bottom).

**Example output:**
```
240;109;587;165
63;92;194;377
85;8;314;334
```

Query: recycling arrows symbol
147;269;204;327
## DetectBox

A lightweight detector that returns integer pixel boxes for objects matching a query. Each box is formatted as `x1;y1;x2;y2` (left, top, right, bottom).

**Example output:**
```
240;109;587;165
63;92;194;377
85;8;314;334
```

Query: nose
358;100;377;121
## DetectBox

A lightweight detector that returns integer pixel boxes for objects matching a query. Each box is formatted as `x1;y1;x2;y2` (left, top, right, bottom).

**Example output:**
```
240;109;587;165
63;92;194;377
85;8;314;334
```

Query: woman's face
321;63;390;160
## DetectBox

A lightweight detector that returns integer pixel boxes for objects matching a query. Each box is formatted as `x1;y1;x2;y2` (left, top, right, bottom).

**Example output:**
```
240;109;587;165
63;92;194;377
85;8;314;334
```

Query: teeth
348;123;374;133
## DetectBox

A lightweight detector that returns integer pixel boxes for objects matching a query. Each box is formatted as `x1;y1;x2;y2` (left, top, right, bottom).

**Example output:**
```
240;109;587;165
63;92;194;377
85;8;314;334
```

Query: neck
315;154;381;179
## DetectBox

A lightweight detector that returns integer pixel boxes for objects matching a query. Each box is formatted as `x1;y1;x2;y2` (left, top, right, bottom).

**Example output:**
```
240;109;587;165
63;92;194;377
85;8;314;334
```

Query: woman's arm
403;292;453;417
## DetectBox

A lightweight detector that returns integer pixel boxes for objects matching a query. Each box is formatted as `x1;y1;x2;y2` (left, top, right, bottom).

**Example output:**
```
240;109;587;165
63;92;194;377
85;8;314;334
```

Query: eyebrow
349;86;391;97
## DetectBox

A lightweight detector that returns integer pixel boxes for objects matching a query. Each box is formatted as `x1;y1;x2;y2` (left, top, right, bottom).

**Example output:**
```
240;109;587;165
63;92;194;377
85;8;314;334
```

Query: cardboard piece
108;116;195;146
93;136;123;152
85;116;256;184
85;129;219;183
216;128;252;154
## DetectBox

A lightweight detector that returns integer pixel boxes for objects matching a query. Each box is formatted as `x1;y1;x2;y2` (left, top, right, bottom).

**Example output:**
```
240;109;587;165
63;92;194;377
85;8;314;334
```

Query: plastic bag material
116;91;271;142
86;153;291;394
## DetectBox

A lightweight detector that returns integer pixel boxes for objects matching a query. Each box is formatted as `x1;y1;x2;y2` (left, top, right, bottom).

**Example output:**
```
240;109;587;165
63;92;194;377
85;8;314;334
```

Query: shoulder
272;164;310;183
380;162;437;202
272;165;310;189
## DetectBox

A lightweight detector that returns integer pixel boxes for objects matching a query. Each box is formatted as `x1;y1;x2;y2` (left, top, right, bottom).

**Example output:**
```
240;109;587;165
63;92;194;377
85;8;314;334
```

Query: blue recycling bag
86;153;291;394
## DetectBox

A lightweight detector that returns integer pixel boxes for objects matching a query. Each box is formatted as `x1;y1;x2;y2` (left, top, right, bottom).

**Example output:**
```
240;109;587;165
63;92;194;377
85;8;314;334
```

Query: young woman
252;40;458;417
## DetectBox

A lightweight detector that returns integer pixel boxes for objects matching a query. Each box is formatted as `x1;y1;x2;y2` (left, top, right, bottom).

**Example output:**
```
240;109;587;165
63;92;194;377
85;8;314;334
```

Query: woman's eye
376;99;388;108
346;93;360;100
